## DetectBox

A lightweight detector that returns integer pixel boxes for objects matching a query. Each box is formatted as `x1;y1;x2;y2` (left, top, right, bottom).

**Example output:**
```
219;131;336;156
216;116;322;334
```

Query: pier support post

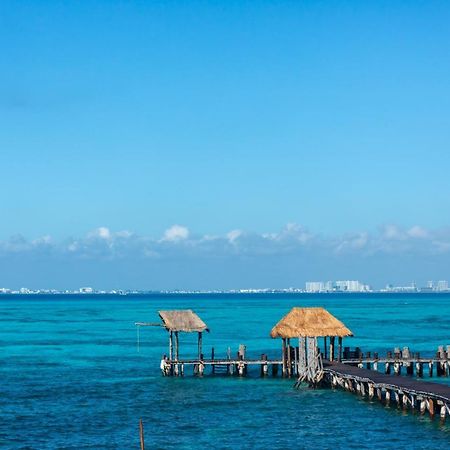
420;398;426;414
416;362;423;377
385;390;391;405
238;361;245;377
272;363;278;377
282;338;287;377
368;383;374;399
366;352;371;370
261;354;268;377
174;331;179;376
287;338;292;377
330;336;335;361
428;398;435;418
169;331;174;375
395;391;400;407
440;404;446;420
377;388;382;401
385;362;391;374
429;362;434;377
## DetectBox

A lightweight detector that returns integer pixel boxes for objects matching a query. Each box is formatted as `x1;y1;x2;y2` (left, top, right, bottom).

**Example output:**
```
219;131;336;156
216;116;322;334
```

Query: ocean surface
1;293;450;449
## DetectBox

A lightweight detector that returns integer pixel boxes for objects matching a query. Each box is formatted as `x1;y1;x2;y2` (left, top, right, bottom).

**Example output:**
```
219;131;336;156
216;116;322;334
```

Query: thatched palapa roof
159;310;209;333
270;307;353;338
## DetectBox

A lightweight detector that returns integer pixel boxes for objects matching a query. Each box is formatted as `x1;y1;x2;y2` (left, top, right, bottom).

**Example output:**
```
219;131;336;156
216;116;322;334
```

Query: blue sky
1;1;450;289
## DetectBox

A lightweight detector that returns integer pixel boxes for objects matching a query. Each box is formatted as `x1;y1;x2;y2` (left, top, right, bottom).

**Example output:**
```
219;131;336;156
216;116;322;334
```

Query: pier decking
324;361;450;419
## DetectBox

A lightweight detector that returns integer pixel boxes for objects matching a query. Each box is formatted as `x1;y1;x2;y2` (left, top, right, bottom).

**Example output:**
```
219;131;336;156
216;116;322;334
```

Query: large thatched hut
270;307;353;382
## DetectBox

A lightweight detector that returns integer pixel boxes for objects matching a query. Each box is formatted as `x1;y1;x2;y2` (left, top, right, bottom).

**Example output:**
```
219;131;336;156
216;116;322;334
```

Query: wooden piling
365;352;371;370
385;362;391;374
139;419;145;450
272;363;279;376
330;336;335;362
198;332;202;360
420;398;426;414
338;337;343;362
428;398;435;418
287;338;292;377
440;404;446;420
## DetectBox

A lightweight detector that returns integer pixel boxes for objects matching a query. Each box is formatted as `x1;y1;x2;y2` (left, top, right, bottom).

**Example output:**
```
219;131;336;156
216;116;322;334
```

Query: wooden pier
137;307;450;423
324;360;450;420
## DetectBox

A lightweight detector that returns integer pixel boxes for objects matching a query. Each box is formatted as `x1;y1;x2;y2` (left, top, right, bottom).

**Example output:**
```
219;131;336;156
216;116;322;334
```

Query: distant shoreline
1;291;450;297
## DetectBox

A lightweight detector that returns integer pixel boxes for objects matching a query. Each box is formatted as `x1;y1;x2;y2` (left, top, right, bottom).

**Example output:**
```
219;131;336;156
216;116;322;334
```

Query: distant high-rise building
436;280;449;292
335;280;370;292
79;287;94;294
305;282;324;293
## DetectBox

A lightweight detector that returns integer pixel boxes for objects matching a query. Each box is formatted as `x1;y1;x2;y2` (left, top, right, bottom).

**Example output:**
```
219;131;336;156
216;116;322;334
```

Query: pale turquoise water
1;293;449;449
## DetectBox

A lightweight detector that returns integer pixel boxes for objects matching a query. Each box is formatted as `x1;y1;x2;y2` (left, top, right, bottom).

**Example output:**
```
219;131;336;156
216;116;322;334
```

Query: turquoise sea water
1;293;450;449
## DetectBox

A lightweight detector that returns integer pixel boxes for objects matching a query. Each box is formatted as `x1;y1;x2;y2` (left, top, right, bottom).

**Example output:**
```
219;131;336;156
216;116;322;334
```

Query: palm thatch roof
159;310;209;333
270;307;353;338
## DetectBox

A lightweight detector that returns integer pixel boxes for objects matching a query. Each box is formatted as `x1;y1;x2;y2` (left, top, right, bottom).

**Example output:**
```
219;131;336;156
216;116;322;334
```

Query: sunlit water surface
1;293;449;449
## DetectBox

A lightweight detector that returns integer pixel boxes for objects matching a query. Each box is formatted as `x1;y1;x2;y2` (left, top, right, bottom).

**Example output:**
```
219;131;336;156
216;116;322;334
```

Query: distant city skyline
2;279;450;295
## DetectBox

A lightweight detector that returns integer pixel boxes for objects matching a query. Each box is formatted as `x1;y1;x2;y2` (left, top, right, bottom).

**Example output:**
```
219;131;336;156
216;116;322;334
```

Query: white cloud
88;227;111;239
161;225;189;242
227;229;242;243
2;223;450;262
382;224;405;240
407;225;428;239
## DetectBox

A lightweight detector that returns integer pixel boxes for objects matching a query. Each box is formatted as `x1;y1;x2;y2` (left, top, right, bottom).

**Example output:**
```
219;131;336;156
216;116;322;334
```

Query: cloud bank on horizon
1;223;450;290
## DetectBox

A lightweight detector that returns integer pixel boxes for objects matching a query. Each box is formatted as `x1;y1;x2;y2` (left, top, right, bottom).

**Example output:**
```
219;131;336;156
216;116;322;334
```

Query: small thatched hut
270;307;353;382
159;310;209;361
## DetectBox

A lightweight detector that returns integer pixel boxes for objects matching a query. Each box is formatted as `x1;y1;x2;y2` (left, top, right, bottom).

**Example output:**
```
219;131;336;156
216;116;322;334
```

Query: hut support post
175;332;179;360
338;337;343;362
174;331;179;375
169;331;173;375
330;336;335;361
287;338;292;377
198;332;202;360
324;336;328;360
282;338;287;377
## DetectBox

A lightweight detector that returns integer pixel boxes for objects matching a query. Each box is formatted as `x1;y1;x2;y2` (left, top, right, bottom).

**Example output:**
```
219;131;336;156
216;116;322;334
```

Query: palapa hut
159;310;209;362
270;307;353;384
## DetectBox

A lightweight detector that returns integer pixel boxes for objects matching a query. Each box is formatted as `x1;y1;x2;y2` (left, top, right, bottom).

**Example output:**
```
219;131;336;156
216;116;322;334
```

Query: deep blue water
1;293;449;449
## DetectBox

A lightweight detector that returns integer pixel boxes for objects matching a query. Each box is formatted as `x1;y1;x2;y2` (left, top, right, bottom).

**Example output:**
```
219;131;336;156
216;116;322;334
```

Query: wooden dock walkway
323;360;450;419
140;308;450;422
